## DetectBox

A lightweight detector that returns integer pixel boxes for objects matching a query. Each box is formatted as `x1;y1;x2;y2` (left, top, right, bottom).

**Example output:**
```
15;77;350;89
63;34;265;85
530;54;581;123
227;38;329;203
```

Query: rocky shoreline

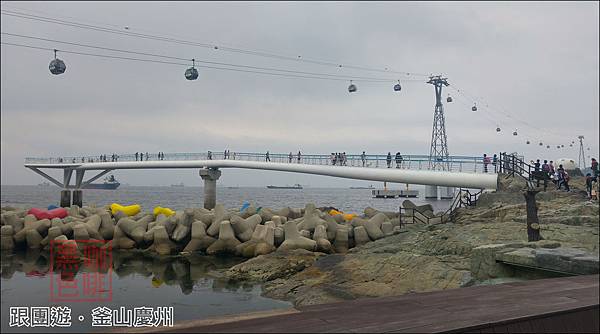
1;174;598;308
223;175;599;307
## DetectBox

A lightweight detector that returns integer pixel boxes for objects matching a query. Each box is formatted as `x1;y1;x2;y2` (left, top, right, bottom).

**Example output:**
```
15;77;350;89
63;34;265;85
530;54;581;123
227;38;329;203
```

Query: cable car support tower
426;75;454;199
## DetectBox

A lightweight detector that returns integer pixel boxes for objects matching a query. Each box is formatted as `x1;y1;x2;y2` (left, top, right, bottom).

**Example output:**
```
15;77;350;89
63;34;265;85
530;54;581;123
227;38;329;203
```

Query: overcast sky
1;1;598;187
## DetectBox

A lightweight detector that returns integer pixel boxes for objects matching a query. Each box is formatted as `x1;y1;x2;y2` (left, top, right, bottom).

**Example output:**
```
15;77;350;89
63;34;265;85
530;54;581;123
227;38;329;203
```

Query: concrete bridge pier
425;185;438;199
60;190;71;207
440;186;455;199
199;168;222;210
72;190;83;207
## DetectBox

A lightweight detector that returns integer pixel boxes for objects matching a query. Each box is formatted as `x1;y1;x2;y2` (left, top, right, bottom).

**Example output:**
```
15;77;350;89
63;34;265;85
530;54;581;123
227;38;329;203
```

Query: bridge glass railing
24;152;500;174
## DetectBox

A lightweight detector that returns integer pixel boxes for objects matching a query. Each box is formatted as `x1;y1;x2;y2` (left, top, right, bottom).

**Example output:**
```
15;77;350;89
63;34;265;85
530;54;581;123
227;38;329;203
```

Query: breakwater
1;201;415;257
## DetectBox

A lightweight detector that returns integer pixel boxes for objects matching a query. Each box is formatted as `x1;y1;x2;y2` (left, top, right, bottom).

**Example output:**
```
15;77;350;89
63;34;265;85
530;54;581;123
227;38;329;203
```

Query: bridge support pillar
60;190;71;207
72;190;83;207
440;187;455;199
425;185;438;199
199;168;221;210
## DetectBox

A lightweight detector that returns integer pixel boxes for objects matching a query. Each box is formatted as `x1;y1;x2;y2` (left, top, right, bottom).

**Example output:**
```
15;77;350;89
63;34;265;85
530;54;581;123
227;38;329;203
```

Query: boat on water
349;185;375;189
267;184;303;189
171;182;185;187
86;175;120;190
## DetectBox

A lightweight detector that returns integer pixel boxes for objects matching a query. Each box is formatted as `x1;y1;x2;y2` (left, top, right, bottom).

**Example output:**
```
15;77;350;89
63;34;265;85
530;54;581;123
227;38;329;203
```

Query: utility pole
426;75;453;199
427;75;450;171
578;135;586;169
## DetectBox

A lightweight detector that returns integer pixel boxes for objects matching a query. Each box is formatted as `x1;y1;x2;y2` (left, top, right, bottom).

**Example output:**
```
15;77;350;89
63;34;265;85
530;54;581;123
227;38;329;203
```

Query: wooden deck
160;275;599;333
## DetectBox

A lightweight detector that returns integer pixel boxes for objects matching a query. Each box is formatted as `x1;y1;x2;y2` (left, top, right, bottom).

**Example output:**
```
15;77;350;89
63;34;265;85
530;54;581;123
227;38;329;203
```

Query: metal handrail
25;152;498;174
398;187;482;228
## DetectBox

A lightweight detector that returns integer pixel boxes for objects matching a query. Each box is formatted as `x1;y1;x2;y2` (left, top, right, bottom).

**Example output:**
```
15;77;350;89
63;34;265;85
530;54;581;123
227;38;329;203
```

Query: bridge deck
157;275;599;333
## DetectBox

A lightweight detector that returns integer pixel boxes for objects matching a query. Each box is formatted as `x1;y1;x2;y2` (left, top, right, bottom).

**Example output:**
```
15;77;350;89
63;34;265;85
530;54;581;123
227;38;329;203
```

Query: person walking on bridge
483;154;491;173
395;152;402;168
386;152;392;168
289;152;293;163
266;151;271;162
361;151;366;167
135;152;139;161
492;154;498;172
330;153;335;165
208;151;212;160
592;158;599;180
297;151;302;163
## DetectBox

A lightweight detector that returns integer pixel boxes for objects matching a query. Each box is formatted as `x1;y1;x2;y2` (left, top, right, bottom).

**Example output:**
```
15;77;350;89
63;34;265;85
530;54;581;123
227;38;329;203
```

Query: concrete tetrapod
297;203;327;232
3;213;23;234
40;226;64;248
117;217;149;244
278;220;316;252
172;209;195;242
230;214;262;242
235;225;277;258
381;221;394;236
253;226;276;257
206;221;241;255
353;226;371;247
98;211;115;240
182;221;216;253
144;214;168;243
14;216;50;243
313;224;333;253
207;204;231;237
112;225;136;249
152;226;178;255
25;229;44;249
362;213;388;240
84;214;103;240
333;225;349;253
1;225;15;251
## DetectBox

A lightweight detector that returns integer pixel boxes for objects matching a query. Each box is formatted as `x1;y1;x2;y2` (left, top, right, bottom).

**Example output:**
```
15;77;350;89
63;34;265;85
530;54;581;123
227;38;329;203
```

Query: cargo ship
267;184;303;189
86;175;120;190
349;185;375;189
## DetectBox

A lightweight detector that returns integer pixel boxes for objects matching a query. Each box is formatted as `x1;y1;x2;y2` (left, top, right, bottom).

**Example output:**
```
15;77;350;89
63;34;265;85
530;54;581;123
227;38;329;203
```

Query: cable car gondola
348;80;357;93
393;81;401;92
446;95;453;103
472;103;477;112
184;59;199;80
49;49;66;75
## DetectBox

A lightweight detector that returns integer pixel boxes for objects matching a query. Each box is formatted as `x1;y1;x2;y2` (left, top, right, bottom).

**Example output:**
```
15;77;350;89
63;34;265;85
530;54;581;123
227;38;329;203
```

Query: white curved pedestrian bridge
24;152;499;190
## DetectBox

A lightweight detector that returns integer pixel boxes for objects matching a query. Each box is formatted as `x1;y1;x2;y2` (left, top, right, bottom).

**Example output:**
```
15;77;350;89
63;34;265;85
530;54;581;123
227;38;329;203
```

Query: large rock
225;249;326;281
